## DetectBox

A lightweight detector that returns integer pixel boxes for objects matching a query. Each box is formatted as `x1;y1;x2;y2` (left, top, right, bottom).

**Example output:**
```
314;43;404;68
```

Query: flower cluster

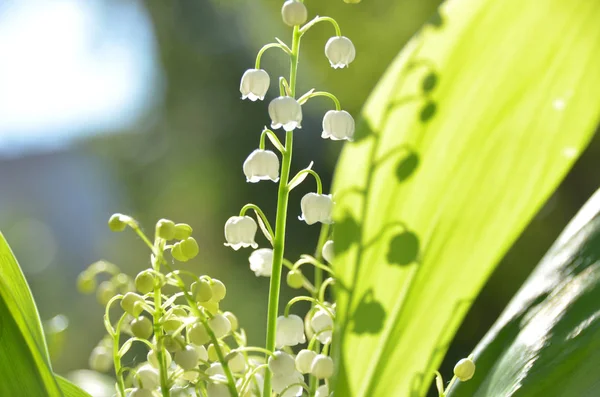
223;1;356;395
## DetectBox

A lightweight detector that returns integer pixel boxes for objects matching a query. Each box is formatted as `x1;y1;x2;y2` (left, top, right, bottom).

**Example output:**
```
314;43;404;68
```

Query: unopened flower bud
156;218;176;240
189;323;211;346
171;242;188;262
295;349;316;374
322;110;355;141
249;248;274;277
96;281;116;306
311;354;334;379
268;96;302;131
227;352;246;373
175;345;202;370
173;223;193;240
89;346;112;372
130;388;156;397
135;270;155;294
134;364;160;389
163;308;185;333
224;311;239;331
207;383;230;397
454;357;475;381
108;213;128;232
121;292;144;317
163;334;185;352
224;216;258;250
281;0;307;26
322;240;334;263
131;316;153;339
200;300;220;315
209;314;232;338
240;69;270;101
276;315;306;348
207;345;220;362
243;149;280;183
311;309;333;344
299;193;334;225
192;280;213;302
147;349;171;369
316;385;329;397
325;36;356;69
180;237;199;259
269;351;296;376
286;270;304;289
211;279;227;301
77;271;96;294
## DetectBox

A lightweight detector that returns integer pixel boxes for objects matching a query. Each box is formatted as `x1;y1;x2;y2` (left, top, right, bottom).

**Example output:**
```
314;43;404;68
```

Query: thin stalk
263;25;301;397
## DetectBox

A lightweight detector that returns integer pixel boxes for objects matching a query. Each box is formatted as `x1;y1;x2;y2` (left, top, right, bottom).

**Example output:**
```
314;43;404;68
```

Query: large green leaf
448;189;600;397
0;233;89;396
331;0;600;396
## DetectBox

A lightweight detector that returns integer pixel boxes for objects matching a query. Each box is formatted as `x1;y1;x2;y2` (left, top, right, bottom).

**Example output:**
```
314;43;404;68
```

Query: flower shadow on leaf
350;289;386;335
387;231;420;266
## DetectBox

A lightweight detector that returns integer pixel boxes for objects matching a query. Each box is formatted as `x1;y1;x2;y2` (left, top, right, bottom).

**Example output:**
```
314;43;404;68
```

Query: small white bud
322;110;355;141
189;322;211;346
240;69;270;101
281;0;307;26
325;36;356;69
295;349;317;374
276;315;306;348
134;364;160;389
299;193;334;225
268;351;296;376
269;96;303;131
130;388;158;397
454;357;476;382
89;346;113;372
224;216;258;250
272;371;303;396
228;352;246;373
174;345;202;370
249;248;274;277
209;313;232;338
322;240;334;263
207;363;226;377
147;349;171;369
310;354;334;379
310;309;333;344
316;384;329;397
243;149;280;183
207;383;232;397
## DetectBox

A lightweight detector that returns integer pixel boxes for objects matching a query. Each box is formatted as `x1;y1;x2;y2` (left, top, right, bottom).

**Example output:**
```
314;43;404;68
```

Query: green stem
263;25;301;397
113;314;127;397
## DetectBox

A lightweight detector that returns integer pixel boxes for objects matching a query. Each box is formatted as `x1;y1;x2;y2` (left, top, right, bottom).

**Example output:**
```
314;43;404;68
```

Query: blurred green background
0;0;598;395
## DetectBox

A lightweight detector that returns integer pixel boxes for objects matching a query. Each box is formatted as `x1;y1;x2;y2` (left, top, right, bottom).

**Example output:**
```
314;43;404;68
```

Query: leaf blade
331;0;600;396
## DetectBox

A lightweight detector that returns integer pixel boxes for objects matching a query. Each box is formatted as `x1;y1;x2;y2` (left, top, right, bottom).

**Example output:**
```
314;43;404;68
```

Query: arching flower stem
300;16;342;37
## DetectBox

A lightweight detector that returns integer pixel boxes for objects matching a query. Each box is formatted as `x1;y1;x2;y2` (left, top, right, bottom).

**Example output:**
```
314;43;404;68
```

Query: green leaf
57;375;93;397
331;0;600;396
448;189;600;396
0;232;62;396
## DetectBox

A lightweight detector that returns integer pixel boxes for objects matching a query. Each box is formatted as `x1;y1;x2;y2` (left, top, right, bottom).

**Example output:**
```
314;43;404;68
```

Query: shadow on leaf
350;289;387;335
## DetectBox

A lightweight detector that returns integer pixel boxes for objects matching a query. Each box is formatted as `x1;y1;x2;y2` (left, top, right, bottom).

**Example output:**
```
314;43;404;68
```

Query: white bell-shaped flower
243;149;280;183
310;354;334;379
322;110;355;141
281;0;307;26
295;349;317;374
240;69;270;101
276;314;306;348
322;240;334;264
272;371;303;397
174;345;202;370
228;352;246;373
269;96;303;131
249;248;274;277
269;351;296;376
224;216;258;250
325;36;356;69
310;309;333;344
209;313;232;338
299;193;334;225
207;383;232;397
315;385;329;397
134;364;160;389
